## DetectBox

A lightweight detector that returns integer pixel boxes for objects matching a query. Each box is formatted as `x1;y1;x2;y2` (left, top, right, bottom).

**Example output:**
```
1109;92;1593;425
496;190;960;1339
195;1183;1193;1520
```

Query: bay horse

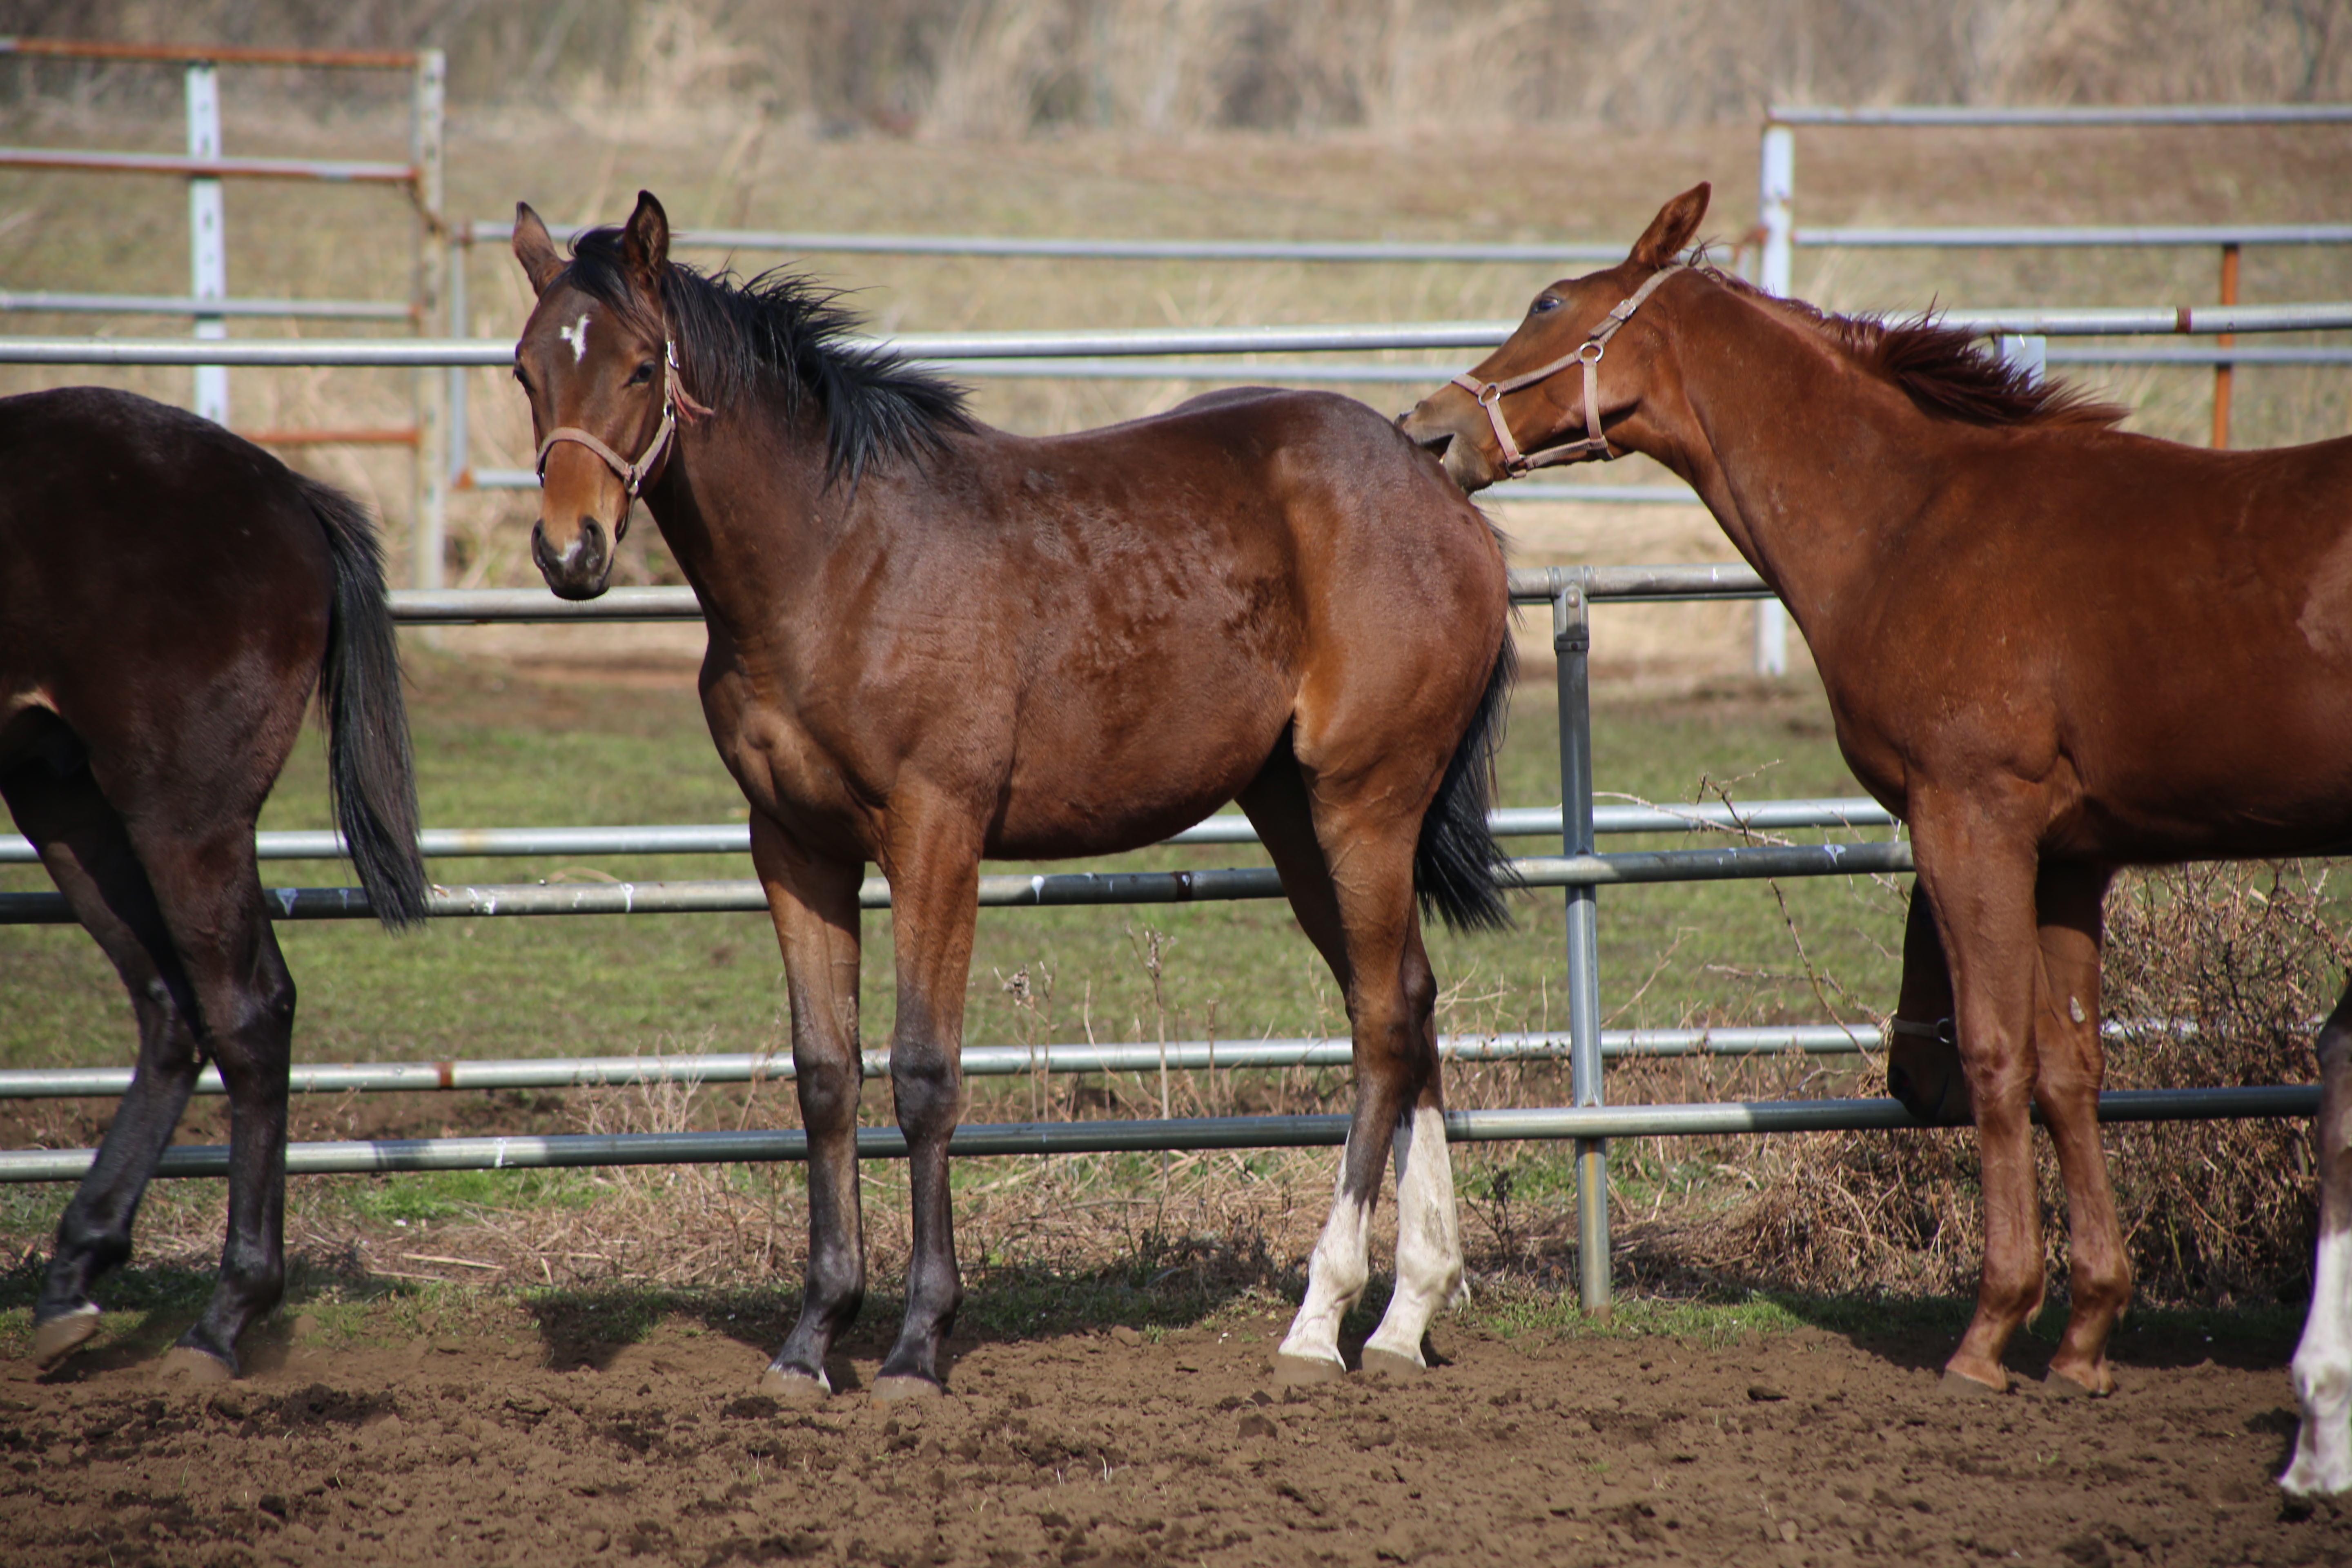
508;192;1513;1399
1401;183;2352;1494
2;386;427;1381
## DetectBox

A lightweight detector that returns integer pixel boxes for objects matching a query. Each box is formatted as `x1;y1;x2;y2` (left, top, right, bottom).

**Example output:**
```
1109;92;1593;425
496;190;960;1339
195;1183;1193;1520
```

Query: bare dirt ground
4;1306;2346;1568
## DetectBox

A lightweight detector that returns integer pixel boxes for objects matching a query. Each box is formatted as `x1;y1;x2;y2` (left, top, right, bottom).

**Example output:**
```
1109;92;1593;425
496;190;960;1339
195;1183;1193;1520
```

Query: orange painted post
2214;242;2240;448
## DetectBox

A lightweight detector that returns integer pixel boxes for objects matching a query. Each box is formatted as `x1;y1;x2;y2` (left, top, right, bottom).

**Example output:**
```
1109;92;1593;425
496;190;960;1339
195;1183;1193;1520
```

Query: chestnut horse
2;386;427;1380
508;193;1512;1399
1403;183;2352;1492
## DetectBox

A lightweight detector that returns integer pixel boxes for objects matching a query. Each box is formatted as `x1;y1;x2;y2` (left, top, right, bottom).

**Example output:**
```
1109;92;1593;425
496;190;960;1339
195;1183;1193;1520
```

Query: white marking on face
559;312;591;364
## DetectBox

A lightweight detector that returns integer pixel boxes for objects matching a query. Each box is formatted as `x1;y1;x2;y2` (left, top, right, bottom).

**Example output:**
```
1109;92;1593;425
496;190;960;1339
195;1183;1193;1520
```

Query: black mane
562;228;972;488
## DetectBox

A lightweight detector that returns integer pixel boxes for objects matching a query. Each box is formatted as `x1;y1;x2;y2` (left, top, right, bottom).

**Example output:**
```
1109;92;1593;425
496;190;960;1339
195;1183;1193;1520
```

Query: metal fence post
1998;334;2047;387
410;49;447;592
185;61;226;424
1751;120;1795;677
1555;571;1610;1317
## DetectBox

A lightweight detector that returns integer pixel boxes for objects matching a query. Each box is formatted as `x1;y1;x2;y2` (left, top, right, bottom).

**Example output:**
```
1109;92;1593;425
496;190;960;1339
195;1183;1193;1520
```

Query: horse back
0;388;336;800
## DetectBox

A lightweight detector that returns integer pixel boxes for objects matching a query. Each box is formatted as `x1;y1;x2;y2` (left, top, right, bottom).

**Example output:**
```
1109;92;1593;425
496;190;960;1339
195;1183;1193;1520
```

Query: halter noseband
1451;263;1686;476
534;337;700;500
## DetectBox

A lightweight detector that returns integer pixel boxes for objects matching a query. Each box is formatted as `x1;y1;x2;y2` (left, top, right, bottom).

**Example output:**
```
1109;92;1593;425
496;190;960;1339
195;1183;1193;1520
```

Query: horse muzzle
1398;398;1498;494
532;515;615;601
1886;1039;1976;1127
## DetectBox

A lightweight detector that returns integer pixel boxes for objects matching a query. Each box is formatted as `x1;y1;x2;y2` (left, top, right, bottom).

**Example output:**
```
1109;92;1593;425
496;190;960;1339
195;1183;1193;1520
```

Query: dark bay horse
1402;183;2352;1493
509;192;1512;1399
1;386;426;1380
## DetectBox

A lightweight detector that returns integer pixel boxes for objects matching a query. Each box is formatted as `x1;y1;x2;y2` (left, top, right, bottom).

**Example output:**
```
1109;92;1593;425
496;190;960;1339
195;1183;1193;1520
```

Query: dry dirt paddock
4;1307;2348;1568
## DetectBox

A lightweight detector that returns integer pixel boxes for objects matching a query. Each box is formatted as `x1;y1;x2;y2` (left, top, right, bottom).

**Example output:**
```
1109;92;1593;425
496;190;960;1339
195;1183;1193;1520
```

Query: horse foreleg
753;819;866;1399
2284;981;2352;1495
2;755;207;1370
2031;862;2127;1396
875;810;980;1399
1362;928;1463;1376
1915;821;2047;1395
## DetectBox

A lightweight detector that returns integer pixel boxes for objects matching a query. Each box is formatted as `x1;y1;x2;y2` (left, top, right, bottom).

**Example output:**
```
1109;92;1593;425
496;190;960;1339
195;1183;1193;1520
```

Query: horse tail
300;474;429;930
1414;635;1520;933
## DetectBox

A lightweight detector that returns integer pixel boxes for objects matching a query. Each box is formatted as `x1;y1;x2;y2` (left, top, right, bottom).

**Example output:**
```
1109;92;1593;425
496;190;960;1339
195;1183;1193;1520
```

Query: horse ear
1629;183;1711;269
513;203;564;296
622;190;670;303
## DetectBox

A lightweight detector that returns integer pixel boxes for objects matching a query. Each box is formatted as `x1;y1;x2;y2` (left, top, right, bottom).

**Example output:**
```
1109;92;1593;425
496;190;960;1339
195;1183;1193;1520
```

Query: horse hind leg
1360;924;1465;1378
1;736;209;1370
1241;748;1453;1383
2284;980;2352;1495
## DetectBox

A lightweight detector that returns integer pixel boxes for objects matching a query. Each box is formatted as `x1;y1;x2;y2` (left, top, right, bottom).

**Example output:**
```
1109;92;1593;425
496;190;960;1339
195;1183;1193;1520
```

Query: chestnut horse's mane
562;227;972;487
1698;263;2127;430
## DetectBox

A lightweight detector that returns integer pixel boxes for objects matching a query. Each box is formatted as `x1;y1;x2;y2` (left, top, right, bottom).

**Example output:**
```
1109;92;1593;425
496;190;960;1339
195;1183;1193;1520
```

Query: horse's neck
644;416;838;636
1659;294;1948;647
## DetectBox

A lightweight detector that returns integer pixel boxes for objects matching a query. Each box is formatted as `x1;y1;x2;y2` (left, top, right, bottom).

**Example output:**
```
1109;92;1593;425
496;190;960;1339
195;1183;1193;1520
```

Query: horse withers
1;387;427;1380
1401;183;2352;1494
509;191;1514;1398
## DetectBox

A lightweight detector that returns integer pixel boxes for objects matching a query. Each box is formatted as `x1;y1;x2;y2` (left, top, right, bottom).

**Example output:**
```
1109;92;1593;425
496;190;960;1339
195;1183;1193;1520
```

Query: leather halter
534;338;698;499
1451;263;1686;476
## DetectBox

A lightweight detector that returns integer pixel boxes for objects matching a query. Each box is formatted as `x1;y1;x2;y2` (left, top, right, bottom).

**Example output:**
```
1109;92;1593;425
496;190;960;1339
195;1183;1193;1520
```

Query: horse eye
512;367;532;393
627;360;656;386
1529;296;1561;316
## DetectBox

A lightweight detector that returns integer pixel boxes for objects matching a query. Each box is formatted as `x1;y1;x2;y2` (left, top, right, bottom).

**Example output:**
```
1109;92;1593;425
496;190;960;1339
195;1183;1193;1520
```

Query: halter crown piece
1452;262;1686;477
534;338;704;499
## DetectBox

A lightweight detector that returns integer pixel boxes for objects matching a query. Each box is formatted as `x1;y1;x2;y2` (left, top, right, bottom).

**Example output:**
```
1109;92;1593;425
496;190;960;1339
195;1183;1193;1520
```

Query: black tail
1414;636;1519;933
302;475;428;930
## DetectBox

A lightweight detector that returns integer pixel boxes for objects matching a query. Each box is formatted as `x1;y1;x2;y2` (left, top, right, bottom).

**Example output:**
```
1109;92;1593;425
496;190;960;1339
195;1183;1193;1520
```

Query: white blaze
559;312;592;363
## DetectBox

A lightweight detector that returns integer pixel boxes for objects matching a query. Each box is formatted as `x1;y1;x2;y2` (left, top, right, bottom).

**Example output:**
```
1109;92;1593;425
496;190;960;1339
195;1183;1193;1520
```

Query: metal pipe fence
0;797;1899;866
0;1026;1879;1102
0;1088;2316;1185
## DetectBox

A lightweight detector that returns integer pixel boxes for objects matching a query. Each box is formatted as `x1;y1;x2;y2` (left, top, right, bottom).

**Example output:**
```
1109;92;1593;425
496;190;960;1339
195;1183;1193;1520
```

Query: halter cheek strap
1451;262;1686;476
535;338;702;499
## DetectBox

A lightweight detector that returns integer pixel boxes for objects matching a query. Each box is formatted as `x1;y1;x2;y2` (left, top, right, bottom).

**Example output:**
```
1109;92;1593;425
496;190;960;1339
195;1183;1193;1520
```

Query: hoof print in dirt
159;1346;236;1385
871;1374;943;1403
29;1306;101;1370
760;1366;831;1403
1271;1353;1345;1387
1937;1369;2004;1401
1359;1347;1425;1379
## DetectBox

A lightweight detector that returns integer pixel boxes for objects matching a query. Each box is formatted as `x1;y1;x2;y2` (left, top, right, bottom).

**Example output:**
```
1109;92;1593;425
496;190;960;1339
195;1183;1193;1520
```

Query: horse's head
510;190;697;600
1401;183;1710;493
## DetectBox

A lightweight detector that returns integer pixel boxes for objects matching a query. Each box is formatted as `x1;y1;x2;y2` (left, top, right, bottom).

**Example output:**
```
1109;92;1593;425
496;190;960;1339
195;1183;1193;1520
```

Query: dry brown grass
1688;863;2338;1309
14;1;2348;136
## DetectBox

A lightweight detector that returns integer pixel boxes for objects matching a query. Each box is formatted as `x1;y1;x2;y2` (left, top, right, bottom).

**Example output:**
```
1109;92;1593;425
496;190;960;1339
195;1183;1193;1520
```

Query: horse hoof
158;1347;236;1385
760;1366;830;1402
29;1305;101;1370
1360;1346;1424;1378
1938;1369;2004;1400
871;1374;943;1403
2042;1368;2109;1399
1272;1352;1345;1387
